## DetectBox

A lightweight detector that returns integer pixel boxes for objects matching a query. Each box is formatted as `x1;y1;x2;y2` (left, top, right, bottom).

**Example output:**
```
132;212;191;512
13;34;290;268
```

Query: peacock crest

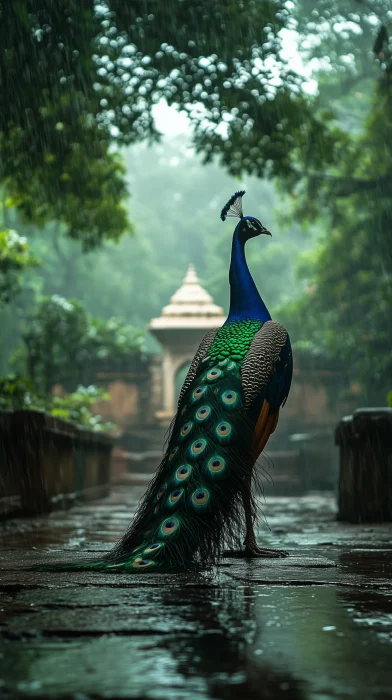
220;190;246;221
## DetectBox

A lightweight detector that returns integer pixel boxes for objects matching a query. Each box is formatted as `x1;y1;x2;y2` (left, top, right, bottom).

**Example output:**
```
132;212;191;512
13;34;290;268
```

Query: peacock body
42;192;292;573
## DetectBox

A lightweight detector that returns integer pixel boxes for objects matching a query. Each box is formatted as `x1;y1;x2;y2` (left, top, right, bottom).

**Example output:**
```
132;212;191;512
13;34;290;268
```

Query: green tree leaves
15;295;144;394
0;0;317;248
0;229;39;305
281;5;392;403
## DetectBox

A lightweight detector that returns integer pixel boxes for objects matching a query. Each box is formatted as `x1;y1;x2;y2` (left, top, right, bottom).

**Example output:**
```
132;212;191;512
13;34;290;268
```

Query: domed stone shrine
149;264;226;423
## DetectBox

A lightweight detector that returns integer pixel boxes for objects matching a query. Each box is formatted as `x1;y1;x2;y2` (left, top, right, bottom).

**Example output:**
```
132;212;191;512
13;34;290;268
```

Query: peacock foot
222;545;289;559
244;545;289;558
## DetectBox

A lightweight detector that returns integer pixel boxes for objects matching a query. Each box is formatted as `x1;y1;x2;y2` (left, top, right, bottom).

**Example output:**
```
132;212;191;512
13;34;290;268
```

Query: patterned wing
177;328;219;406
241;321;289;409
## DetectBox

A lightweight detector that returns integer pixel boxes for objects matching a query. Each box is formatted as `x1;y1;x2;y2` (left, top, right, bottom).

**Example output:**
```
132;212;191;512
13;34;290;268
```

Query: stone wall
0;410;113;517
91;352;358;446
89;351;358;492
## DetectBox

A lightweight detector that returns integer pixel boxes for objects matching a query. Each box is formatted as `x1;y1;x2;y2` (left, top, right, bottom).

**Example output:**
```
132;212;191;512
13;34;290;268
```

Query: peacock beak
258;220;271;236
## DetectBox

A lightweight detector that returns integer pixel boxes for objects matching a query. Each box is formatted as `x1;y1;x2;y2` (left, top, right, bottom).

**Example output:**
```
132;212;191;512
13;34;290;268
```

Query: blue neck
226;227;271;323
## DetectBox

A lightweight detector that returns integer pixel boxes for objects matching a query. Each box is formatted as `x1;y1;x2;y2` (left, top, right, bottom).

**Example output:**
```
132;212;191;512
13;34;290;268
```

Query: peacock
42;191;292;573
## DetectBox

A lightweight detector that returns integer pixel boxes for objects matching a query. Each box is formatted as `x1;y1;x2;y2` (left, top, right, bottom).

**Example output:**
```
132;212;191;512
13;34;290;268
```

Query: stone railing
335;408;392;523
0;410;112;517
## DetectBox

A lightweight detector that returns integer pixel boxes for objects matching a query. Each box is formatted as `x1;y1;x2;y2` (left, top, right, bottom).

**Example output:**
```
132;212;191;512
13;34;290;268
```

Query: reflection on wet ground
0;486;391;699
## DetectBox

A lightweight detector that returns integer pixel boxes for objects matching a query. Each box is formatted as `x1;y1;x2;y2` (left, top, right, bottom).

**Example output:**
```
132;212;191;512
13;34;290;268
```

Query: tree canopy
276;6;392;402
1;0;391;404
0;0;330;248
14;295;144;394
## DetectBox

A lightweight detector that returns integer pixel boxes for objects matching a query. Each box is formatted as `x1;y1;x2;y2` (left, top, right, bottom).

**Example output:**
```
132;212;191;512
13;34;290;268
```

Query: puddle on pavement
0;583;391;699
1;492;391;698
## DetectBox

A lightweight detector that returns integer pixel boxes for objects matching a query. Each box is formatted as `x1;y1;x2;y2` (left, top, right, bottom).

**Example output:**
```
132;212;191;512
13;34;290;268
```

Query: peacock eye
144;542;163;554
207;456;226;474
190;438;207;456
191;488;210;507
132;558;155;569
196;405;211;421
206;368;222;382
192;386;206;401
222;390;238;406
161;517;180;536
175;464;192;481
216;422;232;439
180;421;193;438
168;446;178;461
168;488;184;505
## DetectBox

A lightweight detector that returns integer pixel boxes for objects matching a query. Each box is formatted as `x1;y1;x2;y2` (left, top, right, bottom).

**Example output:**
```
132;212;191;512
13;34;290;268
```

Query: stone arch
159;350;193;418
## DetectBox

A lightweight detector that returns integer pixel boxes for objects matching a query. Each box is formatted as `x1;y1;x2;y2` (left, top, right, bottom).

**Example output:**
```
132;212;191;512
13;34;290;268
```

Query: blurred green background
1;0;391;413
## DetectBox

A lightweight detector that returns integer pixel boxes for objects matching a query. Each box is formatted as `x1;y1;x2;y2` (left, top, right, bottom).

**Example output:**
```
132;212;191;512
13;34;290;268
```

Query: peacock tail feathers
101;347;259;573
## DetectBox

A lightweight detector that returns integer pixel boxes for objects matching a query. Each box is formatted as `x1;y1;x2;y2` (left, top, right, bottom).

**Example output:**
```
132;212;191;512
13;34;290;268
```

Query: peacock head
220;191;271;240
237;215;271;240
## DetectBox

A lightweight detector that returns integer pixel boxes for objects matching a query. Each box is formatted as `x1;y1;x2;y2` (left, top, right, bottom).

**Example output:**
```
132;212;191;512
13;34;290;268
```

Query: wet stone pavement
0;482;392;700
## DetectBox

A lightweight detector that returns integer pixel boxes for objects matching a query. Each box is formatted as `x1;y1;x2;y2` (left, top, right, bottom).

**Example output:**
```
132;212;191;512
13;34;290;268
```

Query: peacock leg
222;474;289;558
242;473;289;558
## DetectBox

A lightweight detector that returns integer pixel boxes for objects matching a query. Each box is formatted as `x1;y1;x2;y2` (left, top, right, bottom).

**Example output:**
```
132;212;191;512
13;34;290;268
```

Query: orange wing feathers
253;399;279;459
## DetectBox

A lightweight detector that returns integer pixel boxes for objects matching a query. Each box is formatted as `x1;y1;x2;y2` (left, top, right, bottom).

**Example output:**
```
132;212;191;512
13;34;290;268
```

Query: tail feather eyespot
168;488;184;506
221;390;238;407
160;517;180;536
174;464;192;482
207;455;226;475
195;405;211;422
206;368;222;382
191;487;210;508
132;557;155;569
190;438;207;457
180;421;193;438
215;421;232;440
144;542;164;554
192;386;207;401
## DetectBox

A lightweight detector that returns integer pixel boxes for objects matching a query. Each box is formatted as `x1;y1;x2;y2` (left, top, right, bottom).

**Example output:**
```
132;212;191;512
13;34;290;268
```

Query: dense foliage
278;7;392;402
0;228;38;305
0;376;113;432
289;74;392;402
0;0;319;248
13;295;144;394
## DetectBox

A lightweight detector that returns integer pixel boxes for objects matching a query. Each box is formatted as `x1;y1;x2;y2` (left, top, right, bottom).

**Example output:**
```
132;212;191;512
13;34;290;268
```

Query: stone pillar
161;349;176;417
